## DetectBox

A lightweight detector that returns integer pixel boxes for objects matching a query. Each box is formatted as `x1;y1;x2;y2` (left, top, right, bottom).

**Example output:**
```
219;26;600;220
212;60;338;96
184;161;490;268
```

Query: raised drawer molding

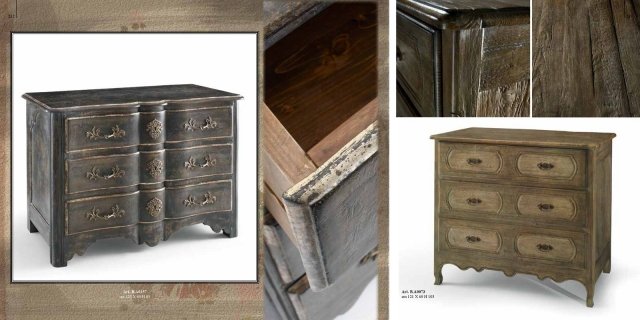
24;84;241;267
397;0;530;117
432;128;615;307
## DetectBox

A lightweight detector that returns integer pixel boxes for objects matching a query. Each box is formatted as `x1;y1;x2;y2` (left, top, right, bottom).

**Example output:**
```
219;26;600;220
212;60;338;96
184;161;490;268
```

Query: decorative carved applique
86;125;126;140
146;119;163;139
146;159;164;178
86;165;125;181
145;198;163;217
184;155;216;170
183;191;217;207
86;204;125;221
183;116;218;131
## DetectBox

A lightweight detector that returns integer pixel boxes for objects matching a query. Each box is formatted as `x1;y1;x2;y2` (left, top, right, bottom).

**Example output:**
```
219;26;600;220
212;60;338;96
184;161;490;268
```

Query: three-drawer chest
431;128;615;307
23;84;241;267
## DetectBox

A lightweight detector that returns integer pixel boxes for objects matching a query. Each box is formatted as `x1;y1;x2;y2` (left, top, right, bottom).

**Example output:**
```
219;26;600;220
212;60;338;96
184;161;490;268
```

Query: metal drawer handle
466;235;481;243
467;158;483;165
86;125;126;140
537;203;555;212
183;191;217;207
536;244;554;252
85;204;125;221
184;116;218;131
537;162;555;170
184;155;216;170
466;198;482;206
86;165;125;181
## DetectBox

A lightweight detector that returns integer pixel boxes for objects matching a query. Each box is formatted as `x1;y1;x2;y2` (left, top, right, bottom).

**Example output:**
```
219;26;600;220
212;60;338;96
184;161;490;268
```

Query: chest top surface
414;0;529;12
23;84;242;110
431;127;616;149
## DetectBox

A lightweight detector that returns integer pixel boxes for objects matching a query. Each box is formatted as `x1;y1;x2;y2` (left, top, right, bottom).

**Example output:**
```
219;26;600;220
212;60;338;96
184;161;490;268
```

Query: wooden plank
454;27;483;116
264;185;297;246
307;98;378;165
476;80;529;116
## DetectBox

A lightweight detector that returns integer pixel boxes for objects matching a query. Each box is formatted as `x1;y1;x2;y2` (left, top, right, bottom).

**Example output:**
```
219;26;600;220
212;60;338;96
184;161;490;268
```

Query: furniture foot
434;265;443;285
223;225;237;238
28;220;38;233
586;282;595;308
603;259;611;274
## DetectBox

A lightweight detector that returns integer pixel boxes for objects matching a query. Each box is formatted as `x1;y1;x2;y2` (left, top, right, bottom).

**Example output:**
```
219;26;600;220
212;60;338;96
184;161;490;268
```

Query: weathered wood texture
24;85;240;267
533;0;640;117
397;0;530;117
432;128;615;307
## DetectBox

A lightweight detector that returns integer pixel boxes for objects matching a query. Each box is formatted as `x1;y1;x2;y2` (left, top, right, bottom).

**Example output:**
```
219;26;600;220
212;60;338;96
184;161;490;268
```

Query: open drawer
263;2;378;292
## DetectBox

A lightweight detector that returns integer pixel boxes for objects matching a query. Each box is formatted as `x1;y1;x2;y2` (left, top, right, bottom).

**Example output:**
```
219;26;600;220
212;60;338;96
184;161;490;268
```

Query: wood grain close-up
533;0;640;117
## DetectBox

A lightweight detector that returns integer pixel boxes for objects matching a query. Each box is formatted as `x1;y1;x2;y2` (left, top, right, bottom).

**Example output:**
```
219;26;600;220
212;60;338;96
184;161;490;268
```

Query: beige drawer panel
446;226;502;253
516;234;578;263
446;149;503;174
516;194;577;221
516;153;578;179
447;189;502;214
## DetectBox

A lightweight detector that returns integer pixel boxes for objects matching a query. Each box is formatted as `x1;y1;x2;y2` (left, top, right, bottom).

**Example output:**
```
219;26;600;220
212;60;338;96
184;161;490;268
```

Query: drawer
165;180;232;219
165;144;233;181
165;106;233;142
66;114;140;152
66;192;139;235
438;218;587;269
439;181;587;227
66;153;140;194
438;142;587;189
396;11;437;117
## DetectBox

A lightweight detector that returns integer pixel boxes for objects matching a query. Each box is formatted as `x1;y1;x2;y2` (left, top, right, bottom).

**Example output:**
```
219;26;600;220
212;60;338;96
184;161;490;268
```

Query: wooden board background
0;0;389;319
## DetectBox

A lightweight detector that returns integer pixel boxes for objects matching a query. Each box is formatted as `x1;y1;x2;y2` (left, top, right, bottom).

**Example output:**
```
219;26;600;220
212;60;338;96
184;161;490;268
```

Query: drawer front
445;226;502;253
166;106;233;142
66;192;139;235
439;181;587;226
165;180;232;219
66;114;139;151
515;234;577;263
438;142;587;189
165;144;233;181
396;11;437;117
66;153;140;194
438;218;587;269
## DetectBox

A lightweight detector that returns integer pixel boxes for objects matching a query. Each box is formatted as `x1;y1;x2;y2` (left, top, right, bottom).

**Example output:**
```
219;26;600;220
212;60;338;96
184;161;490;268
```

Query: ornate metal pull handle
184;155;216;170
85;204;125;221
86;165;125;181
537;162;555;170
145;118;163;139
183;191;217;207
86;125;126;140
537;203;555;212
467;158;483;165
184;116;218;131
466;198;482;206
466;235;481;243
536;244;554;252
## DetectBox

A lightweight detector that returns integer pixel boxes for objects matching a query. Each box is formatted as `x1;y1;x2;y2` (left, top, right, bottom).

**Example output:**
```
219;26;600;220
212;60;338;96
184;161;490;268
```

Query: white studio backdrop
11;33;257;281
390;117;640;319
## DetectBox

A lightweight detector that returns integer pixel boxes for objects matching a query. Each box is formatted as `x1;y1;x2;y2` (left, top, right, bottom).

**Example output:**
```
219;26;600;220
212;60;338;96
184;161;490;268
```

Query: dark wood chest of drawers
397;0;530;117
24;84;240;267
432;128;615;307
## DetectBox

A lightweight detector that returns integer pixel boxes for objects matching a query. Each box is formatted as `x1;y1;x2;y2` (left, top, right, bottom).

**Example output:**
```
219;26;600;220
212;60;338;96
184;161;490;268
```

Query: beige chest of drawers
431;128;615;307
24;84;240;267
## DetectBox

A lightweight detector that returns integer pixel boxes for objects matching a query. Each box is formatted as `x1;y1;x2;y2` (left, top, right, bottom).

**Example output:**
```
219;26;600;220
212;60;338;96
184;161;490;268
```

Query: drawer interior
264;2;378;243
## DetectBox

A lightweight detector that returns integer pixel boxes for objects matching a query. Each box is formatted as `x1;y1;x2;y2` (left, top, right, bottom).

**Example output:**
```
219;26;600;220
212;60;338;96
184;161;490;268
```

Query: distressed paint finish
432;128;615;307
24;85;240;267
533;0;640;116
397;0;530;117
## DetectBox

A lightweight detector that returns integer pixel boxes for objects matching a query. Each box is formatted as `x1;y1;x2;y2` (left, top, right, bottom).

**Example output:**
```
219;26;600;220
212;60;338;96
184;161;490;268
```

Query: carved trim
146;159;164;178
85;204;125;221
86;125;126;140
145;198;163;217
184;116;218;131
86;165;125;181
145;118;163;139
